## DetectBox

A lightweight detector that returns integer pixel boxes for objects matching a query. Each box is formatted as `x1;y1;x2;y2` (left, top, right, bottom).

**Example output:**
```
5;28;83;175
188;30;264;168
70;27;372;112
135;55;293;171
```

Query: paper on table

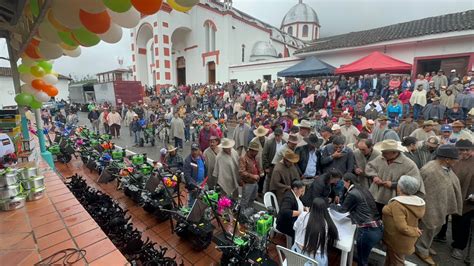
328;208;356;252
328;208;350;221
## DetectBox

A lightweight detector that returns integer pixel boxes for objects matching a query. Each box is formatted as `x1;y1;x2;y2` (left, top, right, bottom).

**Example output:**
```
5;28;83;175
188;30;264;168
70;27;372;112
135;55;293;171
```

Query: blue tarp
277;56;335;77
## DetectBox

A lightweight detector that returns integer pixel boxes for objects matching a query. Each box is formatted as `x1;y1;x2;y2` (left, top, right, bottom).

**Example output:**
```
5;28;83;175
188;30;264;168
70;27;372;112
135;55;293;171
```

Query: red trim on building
412;52;474;79
165;72;171;80
155;60;160;68
156;72;160;80
161;3;173;13
202;50;220;66
132;54;135;62
153;22;158;27
131;43;134;51
154;47;159;56
184;45;198;51
164;48;170;56
154;35;158;44
163;35;169;44
164;60;171;68
203;19;218;31
162;22;169;28
138;48;147;55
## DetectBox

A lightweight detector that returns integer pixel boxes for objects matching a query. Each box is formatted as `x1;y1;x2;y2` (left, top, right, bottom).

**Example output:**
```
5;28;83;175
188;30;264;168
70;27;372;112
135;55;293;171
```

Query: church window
287;26;293;36
241;44;245;62
302;25;309;37
204;21;217;52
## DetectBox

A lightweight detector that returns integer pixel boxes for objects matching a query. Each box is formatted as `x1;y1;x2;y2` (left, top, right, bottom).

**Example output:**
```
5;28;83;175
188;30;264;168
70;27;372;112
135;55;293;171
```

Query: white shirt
292;190;304;214
276;140;284;153
303;150;317;177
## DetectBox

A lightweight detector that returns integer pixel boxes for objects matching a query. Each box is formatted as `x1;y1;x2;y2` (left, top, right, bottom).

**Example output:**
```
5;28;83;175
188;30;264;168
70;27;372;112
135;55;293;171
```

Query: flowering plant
217;196;232;215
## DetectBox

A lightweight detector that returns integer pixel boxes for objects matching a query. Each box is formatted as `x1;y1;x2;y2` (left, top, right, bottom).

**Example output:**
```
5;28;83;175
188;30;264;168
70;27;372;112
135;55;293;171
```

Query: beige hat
451;120;464;128
299;120;312;129
287;134;299;144
248;141;261;152
283;149;300;163
219;138;235;149
331;124;341;131
167;144;177;152
253;126;269;137
344;117;353;122
423;120;437;127
367;119;375;125
425;136;440;148
376;139;406;152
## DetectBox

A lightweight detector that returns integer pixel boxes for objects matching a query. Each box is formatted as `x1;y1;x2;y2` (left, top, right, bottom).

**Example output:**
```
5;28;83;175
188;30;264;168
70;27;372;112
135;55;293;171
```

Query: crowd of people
72;70;474;266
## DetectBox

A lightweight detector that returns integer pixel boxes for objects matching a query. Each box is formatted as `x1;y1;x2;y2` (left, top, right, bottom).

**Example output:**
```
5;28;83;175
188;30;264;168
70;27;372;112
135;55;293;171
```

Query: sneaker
451;248;464;260
433;235;447;243
415;251;436;265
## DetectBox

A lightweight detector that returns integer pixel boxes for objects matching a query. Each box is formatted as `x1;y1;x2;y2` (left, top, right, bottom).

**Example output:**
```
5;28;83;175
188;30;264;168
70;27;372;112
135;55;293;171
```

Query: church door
208;61;216;84
177;57;186;86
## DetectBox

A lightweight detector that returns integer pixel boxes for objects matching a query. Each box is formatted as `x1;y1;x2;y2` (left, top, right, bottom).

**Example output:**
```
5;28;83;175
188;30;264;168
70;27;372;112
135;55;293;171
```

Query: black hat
402;136;417;147
455;139;473;149
435;144;459;159
191;143;200;150
304;134;322;148
320;126;332;133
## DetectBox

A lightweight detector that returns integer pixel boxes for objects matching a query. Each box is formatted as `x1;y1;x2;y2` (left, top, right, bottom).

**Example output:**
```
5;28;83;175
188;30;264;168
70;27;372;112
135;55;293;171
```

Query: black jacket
276;190;299;238
295;145;322;177
301;173;336;207
332;185;380;225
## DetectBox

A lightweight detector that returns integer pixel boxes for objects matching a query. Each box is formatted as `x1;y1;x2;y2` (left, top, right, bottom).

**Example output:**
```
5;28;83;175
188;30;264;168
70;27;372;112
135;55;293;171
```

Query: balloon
30;66;45;77
38;61;53;72
21;57;35;67
98;23;122;43
48;10;71;32
30;99;43;109
43;85;59;97
72;28;101;47
58;31;78;47
44;74;59;84
60;43;78;51
21;84;37;95
131;0;163;15
63;46;82;57
15;93;34;106
32;79;46;90
108;7;140;28
38;20;61;44
25;43;41;59
37;41;63;59
34;91;51;102
167;0;192;12
79;0;106;13
30;0;40;17
79;10;111;34
51;1;82;29
103;0;132;13
18;64;29;73
20;73;36;84
172;0;199;7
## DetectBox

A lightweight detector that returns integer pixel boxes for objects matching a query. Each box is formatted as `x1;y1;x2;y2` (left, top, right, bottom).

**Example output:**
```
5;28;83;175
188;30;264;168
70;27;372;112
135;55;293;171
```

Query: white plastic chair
263;192;293;248
276;245;318;266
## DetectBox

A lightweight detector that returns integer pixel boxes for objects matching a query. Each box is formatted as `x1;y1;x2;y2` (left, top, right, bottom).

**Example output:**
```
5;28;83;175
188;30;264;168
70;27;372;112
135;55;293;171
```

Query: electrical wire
34;248;86;265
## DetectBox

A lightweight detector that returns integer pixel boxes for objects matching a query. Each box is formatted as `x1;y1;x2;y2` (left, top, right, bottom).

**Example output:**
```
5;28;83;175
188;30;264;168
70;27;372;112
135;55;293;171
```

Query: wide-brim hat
378;115;389;121
283;149;300;163
425;136;440;148
375;140;407;153
451;120;464;128
248;141;261;152
422;120;437;126
219;138;235;149
331;124;341;131
304;134;323;148
287;134;299;144
299;120;312;129
344;117;353;122
167;144;177;152
436;144;459;159
253;126;269;137
455;139;474;149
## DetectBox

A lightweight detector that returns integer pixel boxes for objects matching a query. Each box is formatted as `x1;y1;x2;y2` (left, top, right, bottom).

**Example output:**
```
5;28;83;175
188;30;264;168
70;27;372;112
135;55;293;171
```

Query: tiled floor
0;159;128;266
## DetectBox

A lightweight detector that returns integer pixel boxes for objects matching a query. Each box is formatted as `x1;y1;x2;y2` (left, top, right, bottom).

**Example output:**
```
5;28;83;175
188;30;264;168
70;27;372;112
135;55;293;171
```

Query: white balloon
34;91;51;102
38;20;61;44
108;7;140;29
63;46;81;57
21;84;37;95
98;23;123;44
20;73;36;84
78;0;106;13
43;74;59;85
51;0;82;29
38;41;63;59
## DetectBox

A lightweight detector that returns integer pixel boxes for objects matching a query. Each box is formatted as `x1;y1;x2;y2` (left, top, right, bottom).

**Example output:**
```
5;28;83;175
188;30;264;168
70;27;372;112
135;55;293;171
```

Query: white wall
55;79;70;101
229;57;303;82
93;82;116;105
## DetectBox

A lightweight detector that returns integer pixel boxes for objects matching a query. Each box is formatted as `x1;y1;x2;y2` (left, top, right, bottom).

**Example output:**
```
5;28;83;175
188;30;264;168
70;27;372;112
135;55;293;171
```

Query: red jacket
399;90;412;105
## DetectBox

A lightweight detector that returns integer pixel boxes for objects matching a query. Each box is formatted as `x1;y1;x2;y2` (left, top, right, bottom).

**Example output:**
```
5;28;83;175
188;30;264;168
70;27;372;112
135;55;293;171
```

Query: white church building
131;0;318;88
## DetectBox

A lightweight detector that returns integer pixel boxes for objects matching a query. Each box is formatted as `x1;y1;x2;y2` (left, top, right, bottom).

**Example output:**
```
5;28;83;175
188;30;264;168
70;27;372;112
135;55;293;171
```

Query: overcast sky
1;0;472;78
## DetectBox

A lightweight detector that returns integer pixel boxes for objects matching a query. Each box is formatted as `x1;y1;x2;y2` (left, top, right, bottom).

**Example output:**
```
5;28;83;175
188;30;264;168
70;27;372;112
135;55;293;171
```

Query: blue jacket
183;154;207;188
387;104;403;118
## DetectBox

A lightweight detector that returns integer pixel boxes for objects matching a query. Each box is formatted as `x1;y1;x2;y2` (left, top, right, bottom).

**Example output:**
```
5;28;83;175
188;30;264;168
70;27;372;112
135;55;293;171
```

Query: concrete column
34;109;54;169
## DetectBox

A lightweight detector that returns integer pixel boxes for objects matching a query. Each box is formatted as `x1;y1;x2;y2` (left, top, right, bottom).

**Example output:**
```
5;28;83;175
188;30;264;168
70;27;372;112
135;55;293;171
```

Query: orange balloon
44;85;59;97
131;0;163;15
79;10;111;34
31;38;40;46
25;44;41;59
32;79;46;90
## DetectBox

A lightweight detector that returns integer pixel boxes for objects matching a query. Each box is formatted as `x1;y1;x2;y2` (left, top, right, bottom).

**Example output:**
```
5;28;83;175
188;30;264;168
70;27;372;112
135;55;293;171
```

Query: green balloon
103;0;132;13
18;64;29;73
58;31;78;47
37;61;53;72
30;99;42;109
15;93;33;106
30;0;40;17
72;28;100;47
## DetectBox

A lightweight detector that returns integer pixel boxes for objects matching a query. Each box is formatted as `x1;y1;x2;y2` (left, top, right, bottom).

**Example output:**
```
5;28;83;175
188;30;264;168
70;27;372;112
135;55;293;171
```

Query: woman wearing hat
415;145;463;265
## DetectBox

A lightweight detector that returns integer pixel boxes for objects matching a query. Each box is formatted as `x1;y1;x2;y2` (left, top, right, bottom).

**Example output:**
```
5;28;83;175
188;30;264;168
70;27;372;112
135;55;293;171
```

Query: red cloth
285;88;294;97
398;90;412;105
335;51;412;75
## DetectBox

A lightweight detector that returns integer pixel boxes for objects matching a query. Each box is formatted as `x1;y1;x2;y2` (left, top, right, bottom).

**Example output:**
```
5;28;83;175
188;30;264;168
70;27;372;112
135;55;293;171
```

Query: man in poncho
214;138;240;199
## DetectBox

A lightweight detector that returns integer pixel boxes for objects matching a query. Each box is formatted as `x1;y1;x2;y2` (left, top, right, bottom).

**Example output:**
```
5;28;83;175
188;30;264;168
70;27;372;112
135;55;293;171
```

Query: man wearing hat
372;115;400;143
272;133;299;165
448;77;463;96
451;120;474;142
198;119;218;151
296;120;312;147
398;116;417;139
340;117;360;145
270;149;300;202
183;143;207;207
409;83;428;121
295;134;323;183
231;114;251;156
450;140;474;260
164;145;184;170
320;136;355;176
250;125;269;194
432;69;448;91
415;145;463;265
365;103;380;121
354;138;381;189
415;136;440;169
439;124;454;145
422;96;447;121
410;120;437;142
262;128;286;193
214;138;240;199
366;140;422;215
239;141;263;210
203;135;221;188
